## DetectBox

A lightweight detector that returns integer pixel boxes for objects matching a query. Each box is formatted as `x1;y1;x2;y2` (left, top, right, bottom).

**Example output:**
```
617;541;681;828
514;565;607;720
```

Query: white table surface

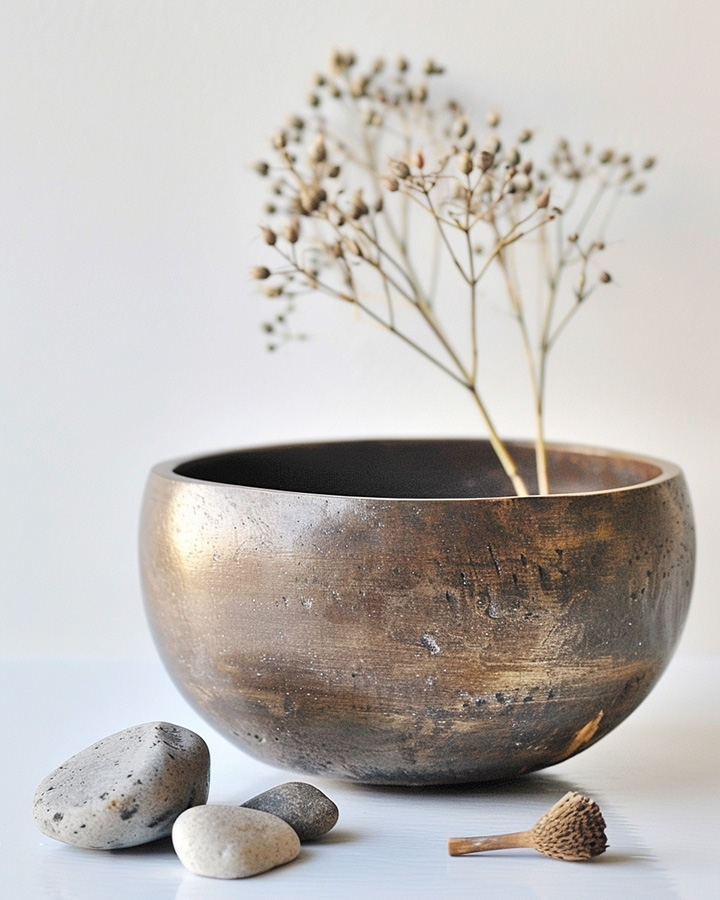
3;652;718;899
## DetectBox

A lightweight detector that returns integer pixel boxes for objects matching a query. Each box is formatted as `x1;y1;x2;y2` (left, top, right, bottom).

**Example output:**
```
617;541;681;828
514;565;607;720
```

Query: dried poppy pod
448;791;608;862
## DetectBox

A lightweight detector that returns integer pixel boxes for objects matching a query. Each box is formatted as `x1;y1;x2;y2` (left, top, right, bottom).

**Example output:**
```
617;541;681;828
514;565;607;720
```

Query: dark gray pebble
33;721;210;849
242;781;338;841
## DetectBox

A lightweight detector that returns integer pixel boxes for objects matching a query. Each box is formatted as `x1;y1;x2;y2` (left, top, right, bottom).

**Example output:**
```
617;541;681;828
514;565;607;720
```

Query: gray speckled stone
32;722;210;849
172;805;300;878
241;781;338;841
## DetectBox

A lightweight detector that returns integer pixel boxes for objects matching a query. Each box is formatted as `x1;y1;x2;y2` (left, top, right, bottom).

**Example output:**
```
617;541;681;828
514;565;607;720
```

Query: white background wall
2;0;718;656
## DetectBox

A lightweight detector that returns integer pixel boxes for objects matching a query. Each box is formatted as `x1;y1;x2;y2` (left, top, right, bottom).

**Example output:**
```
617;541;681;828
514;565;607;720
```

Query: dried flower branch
447;790;608;861
253;51;653;496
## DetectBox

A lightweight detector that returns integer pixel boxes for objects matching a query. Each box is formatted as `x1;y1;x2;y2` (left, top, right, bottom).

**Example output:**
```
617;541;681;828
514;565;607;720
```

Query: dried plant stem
495;238;549;495
275;241;531;496
576;177;610;237
358;136;427;304
254;53;652;498
276;247;465;388
364;265;530;496
344;220;419;303
448;831;533;855
467;386;529;496
367;219;395;327
380;206;532;495
464;192;480;386
422;188;470;283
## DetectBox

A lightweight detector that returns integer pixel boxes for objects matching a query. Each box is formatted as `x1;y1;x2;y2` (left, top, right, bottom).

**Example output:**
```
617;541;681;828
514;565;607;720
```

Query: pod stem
448;831;533;856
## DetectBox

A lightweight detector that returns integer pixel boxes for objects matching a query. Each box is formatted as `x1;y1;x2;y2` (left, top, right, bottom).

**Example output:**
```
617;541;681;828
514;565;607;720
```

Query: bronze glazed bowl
139;439;694;785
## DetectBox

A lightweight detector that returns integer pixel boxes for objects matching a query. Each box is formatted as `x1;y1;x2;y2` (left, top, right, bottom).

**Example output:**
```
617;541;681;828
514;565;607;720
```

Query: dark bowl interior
174;439;664;499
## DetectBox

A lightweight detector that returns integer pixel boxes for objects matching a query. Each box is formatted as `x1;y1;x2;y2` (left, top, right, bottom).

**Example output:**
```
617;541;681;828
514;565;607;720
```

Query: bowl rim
147;437;684;503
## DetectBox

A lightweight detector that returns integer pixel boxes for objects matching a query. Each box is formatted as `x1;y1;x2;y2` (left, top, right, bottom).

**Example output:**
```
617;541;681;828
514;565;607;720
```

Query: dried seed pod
535;187;551;209
528;792;607;861
350;76;369;98
478;150;494;173
411;149;425;169
300;185;325;214
328;49;347;75
458;151;473;175
349;190;369;219
506;146;521;167
283;219;300;244
413;82;428;103
424;59;444;75
483;135;501;155
308;135;327;163
511;173;532;193
453;116;469;139
448;791;607;862
389;160;411;180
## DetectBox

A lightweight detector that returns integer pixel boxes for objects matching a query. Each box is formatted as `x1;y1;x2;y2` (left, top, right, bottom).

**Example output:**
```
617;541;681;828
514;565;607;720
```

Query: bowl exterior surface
140;442;694;784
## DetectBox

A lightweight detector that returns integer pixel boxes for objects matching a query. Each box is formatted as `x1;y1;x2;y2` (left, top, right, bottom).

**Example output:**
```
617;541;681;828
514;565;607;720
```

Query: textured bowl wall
140;440;694;784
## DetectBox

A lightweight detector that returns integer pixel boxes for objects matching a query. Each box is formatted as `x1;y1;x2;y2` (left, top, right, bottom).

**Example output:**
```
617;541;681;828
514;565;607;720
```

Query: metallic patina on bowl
139;439;694;785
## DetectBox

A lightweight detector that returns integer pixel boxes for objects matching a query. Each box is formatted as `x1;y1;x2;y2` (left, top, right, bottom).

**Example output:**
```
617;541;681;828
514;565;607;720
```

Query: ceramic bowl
140;439;694;784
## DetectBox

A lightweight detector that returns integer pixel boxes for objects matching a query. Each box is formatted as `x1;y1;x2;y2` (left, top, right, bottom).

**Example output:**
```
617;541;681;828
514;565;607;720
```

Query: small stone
32;722;210;849
172;805;300;878
242;781;338;841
